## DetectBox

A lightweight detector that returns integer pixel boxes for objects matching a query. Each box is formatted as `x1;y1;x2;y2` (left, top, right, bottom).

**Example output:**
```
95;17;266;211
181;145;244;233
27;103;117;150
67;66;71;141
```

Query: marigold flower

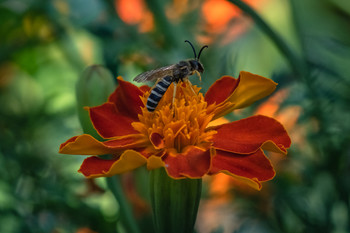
59;71;291;190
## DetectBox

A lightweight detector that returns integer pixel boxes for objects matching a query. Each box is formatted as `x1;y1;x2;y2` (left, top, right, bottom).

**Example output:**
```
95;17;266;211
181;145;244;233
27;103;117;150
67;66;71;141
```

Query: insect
133;40;208;112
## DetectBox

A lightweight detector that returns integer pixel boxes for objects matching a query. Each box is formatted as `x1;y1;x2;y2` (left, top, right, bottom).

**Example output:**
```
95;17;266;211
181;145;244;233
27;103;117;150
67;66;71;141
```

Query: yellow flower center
132;81;216;154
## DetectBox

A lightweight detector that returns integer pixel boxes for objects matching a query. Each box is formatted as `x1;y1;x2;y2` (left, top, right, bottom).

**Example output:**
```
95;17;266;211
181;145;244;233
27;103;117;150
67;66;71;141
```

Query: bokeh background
1;0;350;232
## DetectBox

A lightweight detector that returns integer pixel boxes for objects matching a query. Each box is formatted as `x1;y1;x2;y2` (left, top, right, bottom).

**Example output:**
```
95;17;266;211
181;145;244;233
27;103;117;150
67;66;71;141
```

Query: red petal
59;134;148;155
89;102;137;138
139;85;151;93
108;77;145;120
78;150;147;178
150;132;165;149
205;76;239;105
162;147;211;179
210;149;275;189
212;115;291;154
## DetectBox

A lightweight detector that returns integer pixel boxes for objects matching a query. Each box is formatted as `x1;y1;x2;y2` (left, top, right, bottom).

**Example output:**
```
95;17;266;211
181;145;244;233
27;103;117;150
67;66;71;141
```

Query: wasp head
189;60;204;73
185;40;207;74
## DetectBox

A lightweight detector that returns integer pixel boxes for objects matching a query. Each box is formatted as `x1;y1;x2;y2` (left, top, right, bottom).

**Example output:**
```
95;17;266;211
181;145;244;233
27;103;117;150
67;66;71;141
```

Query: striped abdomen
146;76;173;112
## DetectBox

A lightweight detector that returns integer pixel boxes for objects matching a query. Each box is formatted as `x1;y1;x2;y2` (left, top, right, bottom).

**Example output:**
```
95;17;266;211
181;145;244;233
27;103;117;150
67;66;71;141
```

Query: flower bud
76;65;115;138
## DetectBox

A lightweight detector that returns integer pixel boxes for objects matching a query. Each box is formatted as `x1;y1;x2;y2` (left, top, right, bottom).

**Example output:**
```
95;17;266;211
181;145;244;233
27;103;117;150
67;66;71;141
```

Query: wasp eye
189;60;198;70
197;63;204;73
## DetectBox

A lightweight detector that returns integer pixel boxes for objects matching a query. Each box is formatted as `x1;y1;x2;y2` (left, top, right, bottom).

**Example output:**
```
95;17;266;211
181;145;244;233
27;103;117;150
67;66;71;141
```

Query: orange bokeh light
255;89;289;117
255;88;301;131
115;0;144;24
202;0;239;30
115;0;154;32
202;0;266;27
200;0;267;44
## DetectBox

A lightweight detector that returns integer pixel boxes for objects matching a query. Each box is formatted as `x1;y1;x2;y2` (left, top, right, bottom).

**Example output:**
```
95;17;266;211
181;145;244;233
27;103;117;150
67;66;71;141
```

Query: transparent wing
133;64;176;83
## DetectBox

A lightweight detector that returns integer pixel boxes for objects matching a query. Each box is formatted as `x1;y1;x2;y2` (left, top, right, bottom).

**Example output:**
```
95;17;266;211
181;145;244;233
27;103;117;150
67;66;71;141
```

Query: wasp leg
172;82;177;107
194;70;202;82
172;82;177;116
186;79;197;95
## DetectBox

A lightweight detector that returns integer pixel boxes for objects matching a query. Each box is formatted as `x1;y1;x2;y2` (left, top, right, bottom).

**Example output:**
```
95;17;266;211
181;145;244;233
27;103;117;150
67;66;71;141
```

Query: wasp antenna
197;45;208;60
184;40;197;59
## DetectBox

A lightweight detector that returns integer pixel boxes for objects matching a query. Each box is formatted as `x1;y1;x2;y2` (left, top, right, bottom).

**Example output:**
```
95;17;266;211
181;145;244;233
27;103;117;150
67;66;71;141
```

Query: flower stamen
136;81;215;153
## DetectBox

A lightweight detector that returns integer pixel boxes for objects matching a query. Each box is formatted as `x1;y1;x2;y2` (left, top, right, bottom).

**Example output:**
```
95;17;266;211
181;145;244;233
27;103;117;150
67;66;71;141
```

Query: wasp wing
133;64;176;83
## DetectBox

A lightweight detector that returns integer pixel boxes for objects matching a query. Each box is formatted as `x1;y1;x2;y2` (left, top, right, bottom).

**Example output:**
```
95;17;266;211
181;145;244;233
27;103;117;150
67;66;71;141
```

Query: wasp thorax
136;81;216;153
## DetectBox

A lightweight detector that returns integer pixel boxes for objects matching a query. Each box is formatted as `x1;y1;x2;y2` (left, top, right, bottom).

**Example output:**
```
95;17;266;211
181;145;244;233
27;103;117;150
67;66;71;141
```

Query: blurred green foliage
0;0;350;232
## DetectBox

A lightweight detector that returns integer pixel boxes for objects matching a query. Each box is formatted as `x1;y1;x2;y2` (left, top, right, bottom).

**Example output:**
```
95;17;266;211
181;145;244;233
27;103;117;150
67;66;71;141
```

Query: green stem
149;168;202;233
106;176;141;233
227;0;307;77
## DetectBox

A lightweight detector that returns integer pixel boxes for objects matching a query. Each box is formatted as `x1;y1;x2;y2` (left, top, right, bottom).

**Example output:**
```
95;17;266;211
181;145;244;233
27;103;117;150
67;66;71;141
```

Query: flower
59;71;291;190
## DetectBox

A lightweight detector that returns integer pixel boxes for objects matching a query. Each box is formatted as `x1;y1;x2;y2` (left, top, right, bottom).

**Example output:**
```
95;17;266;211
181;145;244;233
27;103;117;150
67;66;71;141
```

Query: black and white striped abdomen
146;76;173;112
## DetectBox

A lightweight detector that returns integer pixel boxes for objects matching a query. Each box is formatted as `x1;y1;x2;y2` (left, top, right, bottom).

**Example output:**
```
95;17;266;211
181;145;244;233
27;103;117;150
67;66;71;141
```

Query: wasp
133;40;208;112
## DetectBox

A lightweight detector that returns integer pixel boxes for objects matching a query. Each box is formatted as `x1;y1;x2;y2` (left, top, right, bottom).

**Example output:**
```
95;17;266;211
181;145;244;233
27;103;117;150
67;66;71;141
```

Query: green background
1;0;350;232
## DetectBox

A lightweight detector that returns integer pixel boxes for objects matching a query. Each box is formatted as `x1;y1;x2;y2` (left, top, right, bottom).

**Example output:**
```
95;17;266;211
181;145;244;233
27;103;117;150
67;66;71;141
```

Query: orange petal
209;149;276;190
205;72;277;119
89;102;138;138
162;146;211;179
207;116;230;127
147;155;166;170
228;71;277;109
59;134;148;155
208;101;235;120
211;115;291;154
78;150;147;178
108;77;145;120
